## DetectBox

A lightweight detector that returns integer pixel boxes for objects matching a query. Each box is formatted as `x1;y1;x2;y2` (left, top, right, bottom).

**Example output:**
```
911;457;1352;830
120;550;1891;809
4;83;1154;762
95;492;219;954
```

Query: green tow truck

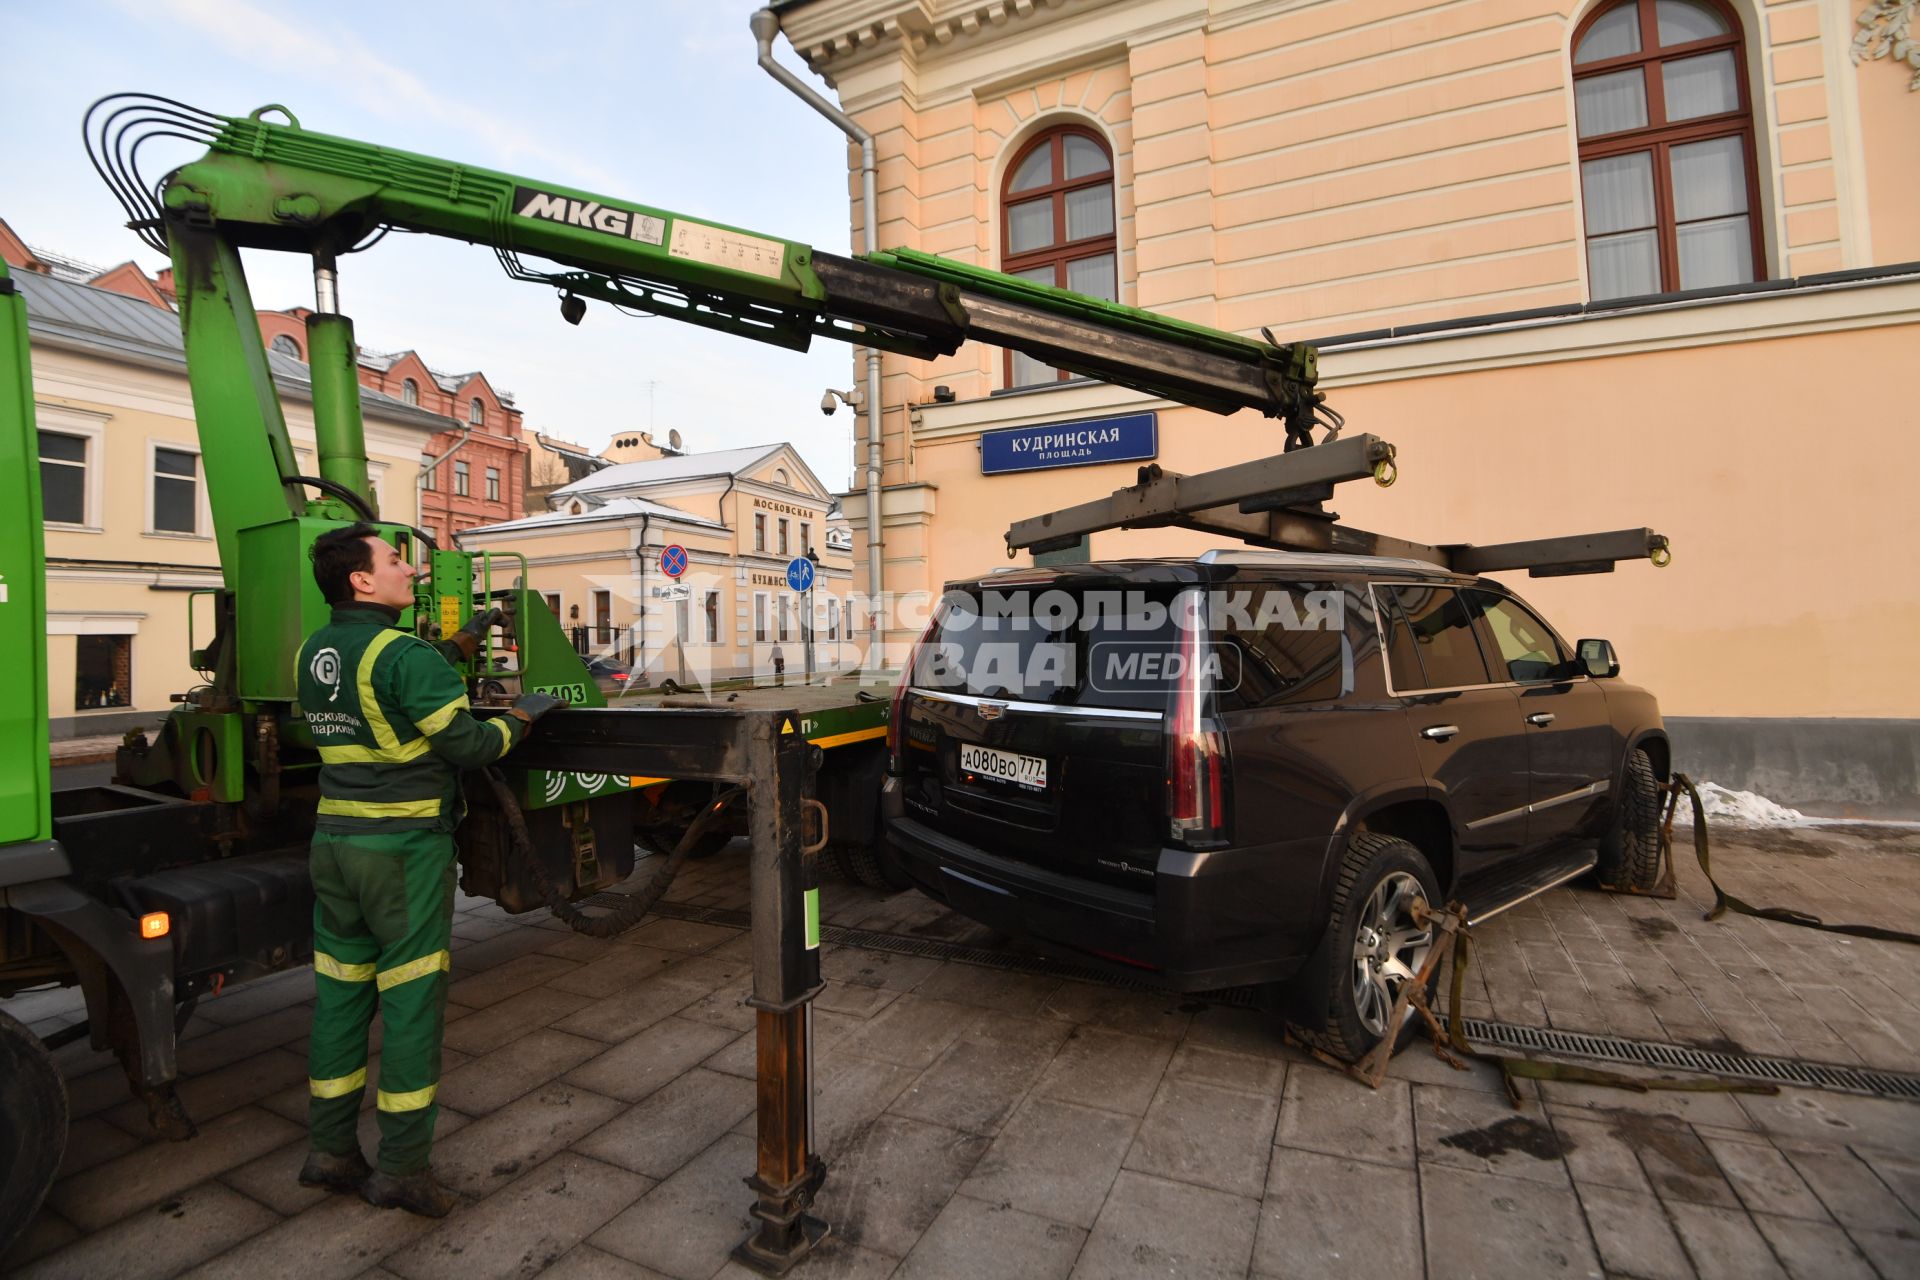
0;93;1337;1250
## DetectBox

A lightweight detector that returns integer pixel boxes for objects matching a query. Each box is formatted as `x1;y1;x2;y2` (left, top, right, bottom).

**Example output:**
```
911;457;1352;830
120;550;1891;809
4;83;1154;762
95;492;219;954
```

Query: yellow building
459;443;856;686
766;0;1920;811
17;265;447;740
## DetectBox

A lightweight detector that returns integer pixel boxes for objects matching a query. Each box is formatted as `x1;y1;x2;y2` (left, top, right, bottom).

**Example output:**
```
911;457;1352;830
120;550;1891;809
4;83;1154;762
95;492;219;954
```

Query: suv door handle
1419;724;1459;741
1526;712;1556;727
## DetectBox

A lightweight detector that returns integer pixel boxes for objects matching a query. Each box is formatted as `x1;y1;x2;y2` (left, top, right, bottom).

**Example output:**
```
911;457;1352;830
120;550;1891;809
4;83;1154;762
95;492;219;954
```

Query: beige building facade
16;268;446;740
770;0;1920;809
459;444;857;686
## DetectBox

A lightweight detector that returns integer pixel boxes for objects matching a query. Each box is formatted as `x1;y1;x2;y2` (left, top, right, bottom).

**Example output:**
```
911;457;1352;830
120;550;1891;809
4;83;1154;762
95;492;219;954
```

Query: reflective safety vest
296;603;525;833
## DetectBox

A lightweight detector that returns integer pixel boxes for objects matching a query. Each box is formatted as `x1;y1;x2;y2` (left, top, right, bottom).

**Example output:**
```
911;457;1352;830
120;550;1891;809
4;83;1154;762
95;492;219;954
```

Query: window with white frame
703;591;719;643
270;333;303;359
799;521;811;555
485;467;501;501
754;592;769;642
151;446;200;534
454;459;470;497
39;431;89;525
75;633;133;709
778;519;789;556
827;597;838;641
469;397;484;426
754;513;767;552
777;596;791;642
401;378;419;405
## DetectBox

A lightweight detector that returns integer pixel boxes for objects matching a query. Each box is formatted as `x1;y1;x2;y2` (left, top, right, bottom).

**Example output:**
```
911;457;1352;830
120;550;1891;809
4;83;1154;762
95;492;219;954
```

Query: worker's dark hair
310;522;385;604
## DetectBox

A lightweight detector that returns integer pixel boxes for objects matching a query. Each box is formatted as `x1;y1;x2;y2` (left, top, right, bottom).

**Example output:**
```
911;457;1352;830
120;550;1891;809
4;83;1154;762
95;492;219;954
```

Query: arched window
1001;125;1117;387
1573;0;1762;300
401;378;419;406
469;397;485;425
270;333;302;359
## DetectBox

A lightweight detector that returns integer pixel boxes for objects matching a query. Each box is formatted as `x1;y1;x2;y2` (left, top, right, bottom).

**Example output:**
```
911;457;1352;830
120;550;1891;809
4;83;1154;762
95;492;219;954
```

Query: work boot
361;1168;460;1218
297;1148;371;1195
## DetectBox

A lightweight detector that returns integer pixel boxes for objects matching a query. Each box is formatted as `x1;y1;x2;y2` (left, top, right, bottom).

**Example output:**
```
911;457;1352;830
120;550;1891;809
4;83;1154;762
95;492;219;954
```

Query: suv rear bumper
885;810;1308;992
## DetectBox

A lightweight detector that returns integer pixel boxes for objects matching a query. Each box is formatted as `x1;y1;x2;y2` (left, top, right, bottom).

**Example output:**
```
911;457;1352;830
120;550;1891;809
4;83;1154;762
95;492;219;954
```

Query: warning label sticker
668;220;785;280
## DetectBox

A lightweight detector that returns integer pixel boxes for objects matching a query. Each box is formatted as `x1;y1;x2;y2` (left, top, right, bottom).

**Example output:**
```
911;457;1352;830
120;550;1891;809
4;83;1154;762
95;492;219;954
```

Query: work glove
509;691;566;726
442;607;507;661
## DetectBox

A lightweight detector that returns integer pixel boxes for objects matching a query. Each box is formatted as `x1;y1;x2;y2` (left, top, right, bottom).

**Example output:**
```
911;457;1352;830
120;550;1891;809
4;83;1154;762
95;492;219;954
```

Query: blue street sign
786;557;815;593
980;411;1157;475
660;544;688;578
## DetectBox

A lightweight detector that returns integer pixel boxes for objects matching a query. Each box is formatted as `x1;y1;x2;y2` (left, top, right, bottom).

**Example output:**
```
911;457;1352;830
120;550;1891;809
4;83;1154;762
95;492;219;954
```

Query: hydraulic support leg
733;714;828;1275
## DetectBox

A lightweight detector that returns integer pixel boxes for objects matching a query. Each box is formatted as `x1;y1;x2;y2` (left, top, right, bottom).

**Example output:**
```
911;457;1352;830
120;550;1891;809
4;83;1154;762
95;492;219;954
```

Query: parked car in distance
882;550;1669;1062
586;655;632;691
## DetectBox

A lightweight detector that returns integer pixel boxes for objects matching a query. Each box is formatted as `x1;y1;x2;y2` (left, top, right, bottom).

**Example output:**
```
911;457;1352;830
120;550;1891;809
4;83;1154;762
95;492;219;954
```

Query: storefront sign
980;411;1157;475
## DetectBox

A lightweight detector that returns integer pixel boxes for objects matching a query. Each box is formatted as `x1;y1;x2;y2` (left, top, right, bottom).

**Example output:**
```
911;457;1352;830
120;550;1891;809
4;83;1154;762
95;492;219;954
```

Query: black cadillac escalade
881;550;1669;1062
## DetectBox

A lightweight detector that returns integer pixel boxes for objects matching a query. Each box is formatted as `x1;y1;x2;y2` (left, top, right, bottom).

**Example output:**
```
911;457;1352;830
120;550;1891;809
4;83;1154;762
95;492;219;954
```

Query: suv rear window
913;585;1185;711
1212;583;1349;710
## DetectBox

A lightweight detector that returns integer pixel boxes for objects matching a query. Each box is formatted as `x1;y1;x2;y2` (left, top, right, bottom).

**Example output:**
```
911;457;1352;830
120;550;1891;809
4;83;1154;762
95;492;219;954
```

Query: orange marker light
139;912;170;939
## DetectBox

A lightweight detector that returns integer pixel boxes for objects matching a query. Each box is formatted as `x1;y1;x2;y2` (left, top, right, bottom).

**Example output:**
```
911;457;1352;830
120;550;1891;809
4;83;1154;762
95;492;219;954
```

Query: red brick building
257;310;529;545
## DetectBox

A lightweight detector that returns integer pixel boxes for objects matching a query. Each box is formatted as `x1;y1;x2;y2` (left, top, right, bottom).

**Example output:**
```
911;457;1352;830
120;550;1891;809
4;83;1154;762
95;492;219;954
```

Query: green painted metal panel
236;518;419;703
0;263;52;845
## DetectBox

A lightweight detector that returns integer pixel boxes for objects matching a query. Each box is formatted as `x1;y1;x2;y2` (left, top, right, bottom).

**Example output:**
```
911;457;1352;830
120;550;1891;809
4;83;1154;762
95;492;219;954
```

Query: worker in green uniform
294;523;560;1217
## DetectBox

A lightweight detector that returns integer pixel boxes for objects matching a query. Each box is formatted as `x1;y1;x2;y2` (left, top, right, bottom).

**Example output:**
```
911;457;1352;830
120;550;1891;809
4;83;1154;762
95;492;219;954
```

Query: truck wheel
1597;748;1663;890
0;1009;68;1256
833;839;908;892
1320;833;1442;1064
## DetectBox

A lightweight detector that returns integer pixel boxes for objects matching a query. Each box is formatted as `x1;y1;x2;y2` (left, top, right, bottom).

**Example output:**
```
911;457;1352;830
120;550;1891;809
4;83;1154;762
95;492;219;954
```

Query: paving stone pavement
6;822;1918;1279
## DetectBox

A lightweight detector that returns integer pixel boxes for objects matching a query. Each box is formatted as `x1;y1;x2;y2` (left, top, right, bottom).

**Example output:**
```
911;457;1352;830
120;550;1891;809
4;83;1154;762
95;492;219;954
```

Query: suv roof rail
1196;549;1451;574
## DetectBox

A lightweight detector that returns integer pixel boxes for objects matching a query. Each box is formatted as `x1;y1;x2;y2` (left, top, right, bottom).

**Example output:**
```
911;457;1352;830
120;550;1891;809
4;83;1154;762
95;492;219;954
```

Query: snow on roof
459;495;725;537
551;443;786;498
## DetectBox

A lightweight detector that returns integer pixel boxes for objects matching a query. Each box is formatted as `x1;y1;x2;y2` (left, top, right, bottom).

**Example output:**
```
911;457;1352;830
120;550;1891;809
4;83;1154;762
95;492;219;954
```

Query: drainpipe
416;425;473;536
751;8;885;655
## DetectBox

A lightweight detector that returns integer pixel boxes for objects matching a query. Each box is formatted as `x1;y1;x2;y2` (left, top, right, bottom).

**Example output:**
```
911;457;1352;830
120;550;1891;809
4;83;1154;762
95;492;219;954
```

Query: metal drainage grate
1451;1018;1920;1102
596;896;1920;1102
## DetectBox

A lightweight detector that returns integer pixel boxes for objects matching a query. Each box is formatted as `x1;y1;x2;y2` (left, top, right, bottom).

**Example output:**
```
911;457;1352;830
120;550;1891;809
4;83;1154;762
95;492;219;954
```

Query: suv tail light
1167;590;1230;847
888;609;942;775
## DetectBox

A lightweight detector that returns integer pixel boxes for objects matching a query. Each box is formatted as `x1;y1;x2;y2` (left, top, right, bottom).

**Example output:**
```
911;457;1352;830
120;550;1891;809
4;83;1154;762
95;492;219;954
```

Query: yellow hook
1650;545;1672;568
1373;459;1397;488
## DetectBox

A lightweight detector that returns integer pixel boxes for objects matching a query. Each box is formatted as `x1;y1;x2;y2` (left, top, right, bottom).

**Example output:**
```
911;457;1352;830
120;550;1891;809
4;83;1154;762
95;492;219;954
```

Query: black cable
478;769;746;938
286;474;377;521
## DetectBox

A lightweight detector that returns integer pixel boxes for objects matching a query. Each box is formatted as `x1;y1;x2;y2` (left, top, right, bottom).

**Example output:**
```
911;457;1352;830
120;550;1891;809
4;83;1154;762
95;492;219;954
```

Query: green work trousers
306;828;456;1175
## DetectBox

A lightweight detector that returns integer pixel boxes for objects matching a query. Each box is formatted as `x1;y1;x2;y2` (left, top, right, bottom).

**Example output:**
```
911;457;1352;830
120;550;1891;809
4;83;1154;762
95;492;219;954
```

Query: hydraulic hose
478;768;745;938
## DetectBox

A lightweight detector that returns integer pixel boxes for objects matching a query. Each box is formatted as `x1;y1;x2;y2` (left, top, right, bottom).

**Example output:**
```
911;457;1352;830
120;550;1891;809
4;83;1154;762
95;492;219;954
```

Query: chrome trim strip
906;689;1164;721
1529;779;1609;814
1462;779;1609;831
1470;858;1598;926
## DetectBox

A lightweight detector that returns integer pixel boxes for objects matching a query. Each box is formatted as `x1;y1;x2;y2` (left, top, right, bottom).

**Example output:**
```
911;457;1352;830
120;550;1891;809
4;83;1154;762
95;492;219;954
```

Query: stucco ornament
1853;0;1920;89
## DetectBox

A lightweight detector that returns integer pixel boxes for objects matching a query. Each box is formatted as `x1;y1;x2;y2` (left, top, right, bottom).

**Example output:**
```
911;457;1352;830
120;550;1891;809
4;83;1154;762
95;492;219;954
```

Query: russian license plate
959;743;1047;790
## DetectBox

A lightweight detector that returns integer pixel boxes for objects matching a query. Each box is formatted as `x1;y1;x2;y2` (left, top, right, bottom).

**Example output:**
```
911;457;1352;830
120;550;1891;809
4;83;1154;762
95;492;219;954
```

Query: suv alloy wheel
1320;832;1442;1062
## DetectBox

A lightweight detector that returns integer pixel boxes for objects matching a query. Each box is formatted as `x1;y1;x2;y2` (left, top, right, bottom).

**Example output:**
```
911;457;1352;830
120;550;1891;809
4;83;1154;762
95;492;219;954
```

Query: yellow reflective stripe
491;717;515;754
376;949;451;992
377;1083;438;1112
313;951;376;983
309;1067;367;1098
316;797;442;819
416;694;471;737
318;737;434;765
358;629;408;751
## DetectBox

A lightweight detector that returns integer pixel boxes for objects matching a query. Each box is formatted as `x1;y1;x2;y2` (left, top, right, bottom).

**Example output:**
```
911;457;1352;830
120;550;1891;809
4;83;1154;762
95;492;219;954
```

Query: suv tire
0;1009;67;1256
1320;833;1442;1064
1597;747;1663;890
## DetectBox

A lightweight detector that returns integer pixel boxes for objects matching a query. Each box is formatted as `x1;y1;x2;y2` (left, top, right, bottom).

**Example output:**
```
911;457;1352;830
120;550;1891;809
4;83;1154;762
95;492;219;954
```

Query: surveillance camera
820;390;838;416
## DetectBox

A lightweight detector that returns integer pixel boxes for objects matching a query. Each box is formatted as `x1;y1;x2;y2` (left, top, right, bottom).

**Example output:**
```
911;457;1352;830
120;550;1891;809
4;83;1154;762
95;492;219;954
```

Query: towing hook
1651;545;1672;568
1373;458;1397;487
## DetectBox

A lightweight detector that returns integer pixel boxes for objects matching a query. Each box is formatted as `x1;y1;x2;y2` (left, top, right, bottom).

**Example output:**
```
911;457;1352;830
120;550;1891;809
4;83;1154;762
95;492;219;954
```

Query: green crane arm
87;94;1334;568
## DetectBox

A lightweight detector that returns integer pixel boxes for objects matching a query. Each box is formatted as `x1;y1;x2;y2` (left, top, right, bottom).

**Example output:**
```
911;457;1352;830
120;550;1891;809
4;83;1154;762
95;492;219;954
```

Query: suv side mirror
1577;638;1619;679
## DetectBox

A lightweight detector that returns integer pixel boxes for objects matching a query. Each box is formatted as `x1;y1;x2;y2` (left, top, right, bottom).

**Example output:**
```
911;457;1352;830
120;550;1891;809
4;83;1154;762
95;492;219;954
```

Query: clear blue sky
1;0;863;490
